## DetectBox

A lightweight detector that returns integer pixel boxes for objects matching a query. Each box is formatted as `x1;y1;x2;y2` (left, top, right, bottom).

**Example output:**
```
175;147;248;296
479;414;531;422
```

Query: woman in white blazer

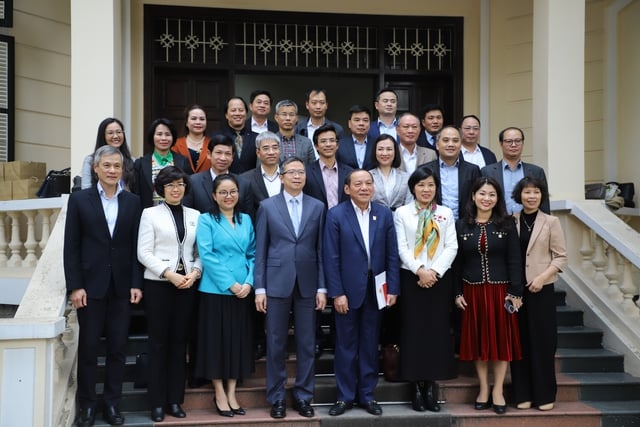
369;134;413;211
137;166;202;422
510;176;567;412
393;167;458;413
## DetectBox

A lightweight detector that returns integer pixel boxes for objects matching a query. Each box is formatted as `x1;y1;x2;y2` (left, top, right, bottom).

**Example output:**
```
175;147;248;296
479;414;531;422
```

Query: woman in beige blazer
510;176;567;412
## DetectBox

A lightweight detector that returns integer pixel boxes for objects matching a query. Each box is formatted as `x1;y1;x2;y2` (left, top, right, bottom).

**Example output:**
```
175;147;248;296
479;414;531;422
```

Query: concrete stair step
556;348;625;373
557;326;603;348
556;305;584;327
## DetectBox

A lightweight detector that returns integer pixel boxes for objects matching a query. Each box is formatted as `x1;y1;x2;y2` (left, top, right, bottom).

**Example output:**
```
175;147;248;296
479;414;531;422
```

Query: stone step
557;326;603;348
556;305;584;327
556;348;625;373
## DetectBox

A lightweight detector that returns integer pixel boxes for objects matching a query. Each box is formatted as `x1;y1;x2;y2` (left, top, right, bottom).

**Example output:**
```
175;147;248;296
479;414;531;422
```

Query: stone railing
553;199;640;376
0;196;76;427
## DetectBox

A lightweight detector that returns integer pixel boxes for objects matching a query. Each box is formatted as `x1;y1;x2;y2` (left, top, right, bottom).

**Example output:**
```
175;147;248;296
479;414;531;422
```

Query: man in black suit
295;89;345;143
416;104;444;149
182;134;254;218
459;115;497;168
336;105;375;171
421;125;481;220
247;89;279;134
211;96;258;174
64;145;143;427
481;126;550;214
367;88;398;142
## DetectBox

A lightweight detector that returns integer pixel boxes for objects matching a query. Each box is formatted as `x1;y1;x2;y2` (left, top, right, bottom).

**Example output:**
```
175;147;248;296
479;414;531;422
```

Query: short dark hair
154;165;191;198
207;133;235;154
224;96;248;113
375;88;398;102
182;104;207;136
280;156;305;171
146;118;178;149
407;166;440;199
344;168;373;186
511;176;549;205
420;104;444;119
462;176;511;229
210;174;243;224
306;88;327;100
370;134;401;169
498;126;525;142
313;124;338;146
249;90;272;104
460;114;481;128
348;104;372;121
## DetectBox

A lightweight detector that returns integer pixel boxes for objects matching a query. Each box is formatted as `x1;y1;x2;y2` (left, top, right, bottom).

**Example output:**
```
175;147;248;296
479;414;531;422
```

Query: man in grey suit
254;157;327;419
480;126;550;214
274;100;316;165
397;113;437;174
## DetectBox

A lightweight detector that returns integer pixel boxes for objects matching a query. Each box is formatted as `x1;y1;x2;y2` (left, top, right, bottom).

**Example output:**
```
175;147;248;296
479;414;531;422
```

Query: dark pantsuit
144;280;197;406
76;289;131;409
265;284;316;404
334;283;381;404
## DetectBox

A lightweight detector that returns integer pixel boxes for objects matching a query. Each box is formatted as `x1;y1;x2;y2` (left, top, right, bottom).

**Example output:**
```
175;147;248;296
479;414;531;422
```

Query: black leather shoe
150;407;164;422
423;381;441;412
293;399;314;417
167;403;186;418
475;398;492;410
411;382;426;412
76;407;96;427
362;400;383;415
493;403;507;414
270;399;286;418
231;406;246;415
103;406;124;426
328;401;353;416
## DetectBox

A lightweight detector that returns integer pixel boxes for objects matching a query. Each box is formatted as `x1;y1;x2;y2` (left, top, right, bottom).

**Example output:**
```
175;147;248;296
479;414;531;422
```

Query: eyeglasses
503;138;523;146
281;169;306;177
164;183;186;189
106;130;124;136
217;190;238;197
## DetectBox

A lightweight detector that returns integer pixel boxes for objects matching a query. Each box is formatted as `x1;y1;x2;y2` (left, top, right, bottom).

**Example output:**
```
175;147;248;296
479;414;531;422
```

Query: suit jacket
514;211;567;284
295;117;345;138
137;203;202;281
399;145;438;173
303;160;352;209
182;170;254;220
211;124;259;174
323;201;400;309
481;160;550;214
132;152;191;208
422;157;481;218
64;187;143;299
417;130;438;150
245;118;279;133
367;117;398;142
336;135;375;170
197;212;255;295
277;132;316;165
254;193;325;298
241;167;282;214
369;167;413;210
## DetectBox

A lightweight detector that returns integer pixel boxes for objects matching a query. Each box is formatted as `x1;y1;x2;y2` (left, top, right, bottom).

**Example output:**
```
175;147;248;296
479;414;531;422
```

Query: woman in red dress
454;176;524;415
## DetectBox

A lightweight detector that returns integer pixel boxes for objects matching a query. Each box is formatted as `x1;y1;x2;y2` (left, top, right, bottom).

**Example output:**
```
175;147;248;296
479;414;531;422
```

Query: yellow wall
585;0;605;183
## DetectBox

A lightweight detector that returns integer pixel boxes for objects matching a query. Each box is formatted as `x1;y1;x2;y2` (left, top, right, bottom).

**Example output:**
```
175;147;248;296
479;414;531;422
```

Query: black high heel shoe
230;406;246;415
214;400;234;417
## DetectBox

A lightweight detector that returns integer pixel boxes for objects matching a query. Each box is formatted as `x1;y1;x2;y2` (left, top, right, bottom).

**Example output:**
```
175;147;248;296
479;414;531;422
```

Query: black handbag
36;168;71;197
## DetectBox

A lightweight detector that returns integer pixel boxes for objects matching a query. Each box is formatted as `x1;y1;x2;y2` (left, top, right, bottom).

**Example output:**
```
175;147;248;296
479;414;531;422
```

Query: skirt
195;292;254;380
459;281;522;362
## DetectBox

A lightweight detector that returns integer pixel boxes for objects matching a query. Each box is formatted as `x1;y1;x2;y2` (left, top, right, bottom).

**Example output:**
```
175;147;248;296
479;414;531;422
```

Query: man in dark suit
247;89;279;134
323;169;400;417
254;157;327;419
416;104;444;149
336;105;375;171
64;145;143;427
481;126;550;214
295;89;345;142
460;115;497;168
275;99;316;164
182;134;254;218
211;96;258;174
367;88;398;142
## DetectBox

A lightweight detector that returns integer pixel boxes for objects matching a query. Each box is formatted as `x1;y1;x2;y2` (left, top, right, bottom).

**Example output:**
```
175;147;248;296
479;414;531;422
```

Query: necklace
187;135;205;151
521;215;535;232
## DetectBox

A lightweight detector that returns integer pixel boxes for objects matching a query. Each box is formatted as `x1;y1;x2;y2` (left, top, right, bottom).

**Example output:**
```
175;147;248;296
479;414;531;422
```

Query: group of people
64;87;567;427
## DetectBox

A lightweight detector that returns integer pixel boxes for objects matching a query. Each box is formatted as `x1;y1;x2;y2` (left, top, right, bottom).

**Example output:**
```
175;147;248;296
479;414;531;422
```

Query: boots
411;382;426;412
423;381;441;412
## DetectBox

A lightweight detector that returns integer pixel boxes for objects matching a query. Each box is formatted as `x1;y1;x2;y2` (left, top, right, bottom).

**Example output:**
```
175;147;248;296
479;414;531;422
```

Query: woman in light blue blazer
195;174;255;418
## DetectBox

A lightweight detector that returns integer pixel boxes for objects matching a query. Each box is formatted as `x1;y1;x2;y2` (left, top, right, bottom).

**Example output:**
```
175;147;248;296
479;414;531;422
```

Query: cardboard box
0;181;11;200
11;177;43;200
0;162;4;181
4;161;47;181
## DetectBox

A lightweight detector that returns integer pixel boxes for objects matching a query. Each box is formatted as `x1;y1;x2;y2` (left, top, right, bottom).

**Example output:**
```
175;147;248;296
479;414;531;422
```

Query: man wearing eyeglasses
459;115;497;168
481;126;550;214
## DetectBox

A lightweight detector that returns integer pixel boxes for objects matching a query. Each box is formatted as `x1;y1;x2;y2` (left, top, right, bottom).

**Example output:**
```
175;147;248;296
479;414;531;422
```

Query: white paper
375;271;388;310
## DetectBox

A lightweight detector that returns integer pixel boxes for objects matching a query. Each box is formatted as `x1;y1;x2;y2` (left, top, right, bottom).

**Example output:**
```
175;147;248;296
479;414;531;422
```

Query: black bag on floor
37;168;71;197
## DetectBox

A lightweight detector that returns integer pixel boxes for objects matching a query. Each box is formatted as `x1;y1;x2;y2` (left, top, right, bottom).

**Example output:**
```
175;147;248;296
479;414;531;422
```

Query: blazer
399;145;437;173
394;203;458;276
417;130;438;150
196;212;255;295
132;152;191;208
241;167;282;214
303;160;353;209
421;157;481;217
453;219;524;297
245;118;279;133
367;117;398;142
336;135;375;170
172;136;211;174
323;201;400;309
295;117;345;138
369;167;413;210
514;211;568;284
182;169;254;219
137;203;202;281
481;160;550;214
254;193;326;298
64;187;143;299
211;124;258;174
277;132;316;165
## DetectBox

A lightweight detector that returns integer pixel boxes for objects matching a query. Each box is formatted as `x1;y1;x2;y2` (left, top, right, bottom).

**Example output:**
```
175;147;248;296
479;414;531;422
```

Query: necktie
290;198;300;236
234;132;243;157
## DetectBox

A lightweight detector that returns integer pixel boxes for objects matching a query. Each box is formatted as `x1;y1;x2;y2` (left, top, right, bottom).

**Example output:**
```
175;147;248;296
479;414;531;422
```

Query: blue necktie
290;198;300;236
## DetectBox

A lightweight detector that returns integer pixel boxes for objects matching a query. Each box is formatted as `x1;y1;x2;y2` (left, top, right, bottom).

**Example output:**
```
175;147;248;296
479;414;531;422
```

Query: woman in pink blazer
510;176;568;411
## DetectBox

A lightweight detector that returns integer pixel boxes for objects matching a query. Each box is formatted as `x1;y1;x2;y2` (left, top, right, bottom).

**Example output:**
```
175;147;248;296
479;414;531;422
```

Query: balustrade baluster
23;210;38;267
592;236;608;289
579;228;595;274
604;247;623;303
619;260;640;318
0;212;8;266
7;211;23;267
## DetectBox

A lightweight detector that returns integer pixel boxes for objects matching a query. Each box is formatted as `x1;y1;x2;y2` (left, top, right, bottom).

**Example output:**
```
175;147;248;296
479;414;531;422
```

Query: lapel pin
373;216;377;221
